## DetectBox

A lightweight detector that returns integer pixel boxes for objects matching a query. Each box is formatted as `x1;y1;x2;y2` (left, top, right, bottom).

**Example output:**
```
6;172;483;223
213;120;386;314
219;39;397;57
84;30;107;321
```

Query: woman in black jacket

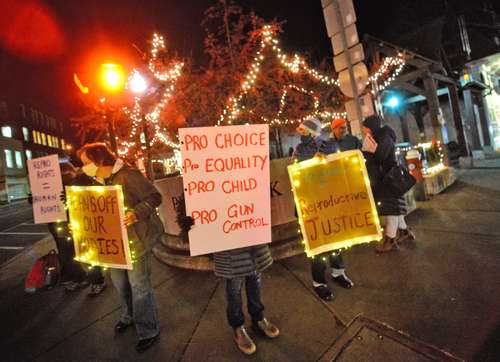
362;115;415;252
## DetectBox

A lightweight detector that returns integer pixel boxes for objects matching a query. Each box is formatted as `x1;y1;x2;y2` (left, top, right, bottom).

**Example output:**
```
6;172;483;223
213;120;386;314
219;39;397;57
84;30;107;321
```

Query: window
61;139;66;150
41;133;47;145
47;135;53;147
54;137;60;148
32;130;37;144
25;150;32;160
15;151;23;168
4;150;13;168
22;127;29;141
1;126;12;138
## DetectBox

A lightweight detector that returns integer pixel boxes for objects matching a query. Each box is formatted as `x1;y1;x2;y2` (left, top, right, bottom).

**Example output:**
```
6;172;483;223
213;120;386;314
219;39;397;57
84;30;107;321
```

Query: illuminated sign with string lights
66;185;132;270
288;150;382;257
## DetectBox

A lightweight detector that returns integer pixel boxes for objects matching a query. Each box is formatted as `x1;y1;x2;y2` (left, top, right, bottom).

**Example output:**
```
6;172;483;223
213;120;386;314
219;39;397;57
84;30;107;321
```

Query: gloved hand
59;191;67;203
178;216;194;232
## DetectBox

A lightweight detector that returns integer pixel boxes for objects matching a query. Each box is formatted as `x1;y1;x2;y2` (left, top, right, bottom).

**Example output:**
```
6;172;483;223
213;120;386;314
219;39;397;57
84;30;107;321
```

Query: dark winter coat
213;244;273;279
107;165;164;257
363;117;406;216
292;135;321;161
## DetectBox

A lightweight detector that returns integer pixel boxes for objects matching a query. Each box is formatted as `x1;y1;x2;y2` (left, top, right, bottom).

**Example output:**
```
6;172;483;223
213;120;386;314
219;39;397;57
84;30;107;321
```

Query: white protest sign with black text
179;125;271;256
27;154;67;224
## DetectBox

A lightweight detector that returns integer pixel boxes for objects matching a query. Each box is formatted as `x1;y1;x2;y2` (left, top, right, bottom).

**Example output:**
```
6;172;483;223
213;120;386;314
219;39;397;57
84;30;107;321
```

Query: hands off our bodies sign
27;154;67;224
288;150;382;257
179;125;271;256
66;185;132;270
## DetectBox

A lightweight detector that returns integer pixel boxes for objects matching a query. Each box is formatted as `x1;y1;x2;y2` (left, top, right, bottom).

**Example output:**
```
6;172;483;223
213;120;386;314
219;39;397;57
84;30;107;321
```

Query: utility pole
321;0;373;137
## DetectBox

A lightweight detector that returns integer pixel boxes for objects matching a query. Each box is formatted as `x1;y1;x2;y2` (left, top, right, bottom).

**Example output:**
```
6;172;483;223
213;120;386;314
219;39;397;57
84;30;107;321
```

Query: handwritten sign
179;125;271;256
288;150;382;256
27;154;67;224
66;185;132;270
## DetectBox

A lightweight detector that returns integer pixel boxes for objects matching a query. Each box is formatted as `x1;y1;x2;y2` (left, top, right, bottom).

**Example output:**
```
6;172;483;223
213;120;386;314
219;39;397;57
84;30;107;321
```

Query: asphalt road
0;201;49;265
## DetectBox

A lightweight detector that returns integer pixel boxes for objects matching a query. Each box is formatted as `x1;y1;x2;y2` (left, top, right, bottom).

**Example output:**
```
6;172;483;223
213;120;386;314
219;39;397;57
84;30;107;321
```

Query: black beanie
362;115;382;133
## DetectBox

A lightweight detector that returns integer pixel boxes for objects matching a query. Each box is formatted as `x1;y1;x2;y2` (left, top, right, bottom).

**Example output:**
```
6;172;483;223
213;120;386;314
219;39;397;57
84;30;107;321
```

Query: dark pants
88;266;105;285
51;231;86;283
226;273;264;328
311;252;345;285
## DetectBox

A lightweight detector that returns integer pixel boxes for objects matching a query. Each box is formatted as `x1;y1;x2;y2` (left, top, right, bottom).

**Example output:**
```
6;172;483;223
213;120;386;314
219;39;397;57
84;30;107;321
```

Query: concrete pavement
1;160;499;361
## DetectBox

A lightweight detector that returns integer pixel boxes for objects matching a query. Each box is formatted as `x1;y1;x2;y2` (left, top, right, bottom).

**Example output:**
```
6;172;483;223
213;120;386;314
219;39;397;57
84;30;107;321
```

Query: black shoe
115;321;132;334
313;285;334;301
136;333;160;353
332;274;354;289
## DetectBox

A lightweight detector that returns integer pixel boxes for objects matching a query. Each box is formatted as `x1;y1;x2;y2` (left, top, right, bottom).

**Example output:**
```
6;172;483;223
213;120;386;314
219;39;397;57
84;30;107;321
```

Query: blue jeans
225;273;264;328
109;253;160;340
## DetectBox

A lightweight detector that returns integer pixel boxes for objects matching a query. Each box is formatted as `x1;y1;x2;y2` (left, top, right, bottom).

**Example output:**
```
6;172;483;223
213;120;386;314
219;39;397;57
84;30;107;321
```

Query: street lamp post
98;63;126;154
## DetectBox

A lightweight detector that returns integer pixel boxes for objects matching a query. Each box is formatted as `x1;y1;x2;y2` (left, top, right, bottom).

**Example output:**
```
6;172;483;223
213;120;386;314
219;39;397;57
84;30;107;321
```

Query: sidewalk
1;163;499;361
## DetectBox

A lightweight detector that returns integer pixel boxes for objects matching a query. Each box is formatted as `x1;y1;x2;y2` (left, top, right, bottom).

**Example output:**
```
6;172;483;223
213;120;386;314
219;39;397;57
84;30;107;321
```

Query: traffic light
98;63;125;93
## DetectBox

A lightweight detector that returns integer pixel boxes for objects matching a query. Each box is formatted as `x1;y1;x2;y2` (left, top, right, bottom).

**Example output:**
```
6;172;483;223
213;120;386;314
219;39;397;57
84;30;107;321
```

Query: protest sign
179;124;271;256
288;150;382;256
66;185;132;270
27;154;67;224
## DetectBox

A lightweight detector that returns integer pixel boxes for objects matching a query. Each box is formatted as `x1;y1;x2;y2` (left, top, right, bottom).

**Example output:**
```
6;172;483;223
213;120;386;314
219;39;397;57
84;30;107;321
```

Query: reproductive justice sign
179;124;271;256
288;150;382;257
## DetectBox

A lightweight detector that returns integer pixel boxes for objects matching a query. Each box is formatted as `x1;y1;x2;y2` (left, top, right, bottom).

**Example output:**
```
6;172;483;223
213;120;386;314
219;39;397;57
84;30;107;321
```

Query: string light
370;53;406;94
119;33;184;157
218;26;406;127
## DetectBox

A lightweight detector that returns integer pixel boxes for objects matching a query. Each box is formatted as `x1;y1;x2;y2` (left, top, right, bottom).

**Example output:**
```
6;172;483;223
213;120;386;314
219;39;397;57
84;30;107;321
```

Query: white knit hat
298;117;322;136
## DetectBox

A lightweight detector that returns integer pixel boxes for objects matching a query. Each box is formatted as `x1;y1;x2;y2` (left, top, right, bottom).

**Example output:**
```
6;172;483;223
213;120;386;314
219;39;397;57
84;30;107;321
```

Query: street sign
331;23;358;55
345;93;374;119
338;62;369;98
322;0;357;38
334;43;365;72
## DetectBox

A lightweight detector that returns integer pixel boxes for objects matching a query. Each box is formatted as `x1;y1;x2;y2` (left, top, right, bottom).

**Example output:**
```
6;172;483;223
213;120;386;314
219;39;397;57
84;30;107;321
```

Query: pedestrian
362;115;415;253
45;162;89;292
69;166;107;296
293;118;355;301
178;216;279;355
78;143;163;352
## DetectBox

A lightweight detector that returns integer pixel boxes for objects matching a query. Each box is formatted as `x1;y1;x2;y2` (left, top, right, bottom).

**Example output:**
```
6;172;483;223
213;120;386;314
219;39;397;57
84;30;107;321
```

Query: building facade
0;101;71;203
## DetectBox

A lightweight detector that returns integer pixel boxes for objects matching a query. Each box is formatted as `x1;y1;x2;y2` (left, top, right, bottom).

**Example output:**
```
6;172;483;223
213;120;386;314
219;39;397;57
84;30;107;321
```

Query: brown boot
234;326;256;355
375;236;399;253
253;318;280;338
396;228;415;244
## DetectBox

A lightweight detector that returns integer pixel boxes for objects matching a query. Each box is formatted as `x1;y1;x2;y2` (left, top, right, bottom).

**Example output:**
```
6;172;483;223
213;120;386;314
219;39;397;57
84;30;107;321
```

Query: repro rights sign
27;154;67;224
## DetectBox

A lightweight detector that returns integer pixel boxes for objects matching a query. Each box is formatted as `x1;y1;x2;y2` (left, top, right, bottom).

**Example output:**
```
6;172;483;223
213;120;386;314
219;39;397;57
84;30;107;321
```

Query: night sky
0;0;496;121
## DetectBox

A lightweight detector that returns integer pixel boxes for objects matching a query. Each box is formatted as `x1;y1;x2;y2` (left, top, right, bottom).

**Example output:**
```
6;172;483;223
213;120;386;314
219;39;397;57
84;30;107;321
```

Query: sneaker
88;282;106;296
252;318;280;338
136;333;160;353
332;274;354;289
234;326;256;355
313;285;334;301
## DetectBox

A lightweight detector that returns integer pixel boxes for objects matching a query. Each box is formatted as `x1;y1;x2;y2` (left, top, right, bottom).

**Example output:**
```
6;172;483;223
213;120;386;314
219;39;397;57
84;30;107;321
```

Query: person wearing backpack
78;143;162;353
